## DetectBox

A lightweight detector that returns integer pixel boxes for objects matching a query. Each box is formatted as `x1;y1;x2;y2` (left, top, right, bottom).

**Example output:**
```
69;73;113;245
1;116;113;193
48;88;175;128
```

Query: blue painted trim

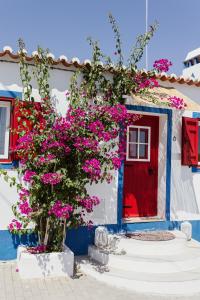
5;218;200;258
117;105;172;224
117;159;124;229
192;112;200;173
166;110;172;220
0;161;19;169
0;90;22;99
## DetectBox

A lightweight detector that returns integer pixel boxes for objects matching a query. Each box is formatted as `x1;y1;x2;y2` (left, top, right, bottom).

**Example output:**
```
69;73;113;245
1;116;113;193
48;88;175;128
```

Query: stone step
117;231;195;257
108;253;200;274
78;257;200;282
78;258;200;296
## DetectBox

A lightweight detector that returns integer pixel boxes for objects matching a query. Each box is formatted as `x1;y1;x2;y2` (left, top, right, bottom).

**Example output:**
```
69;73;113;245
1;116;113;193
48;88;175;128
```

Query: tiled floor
0;261;200;300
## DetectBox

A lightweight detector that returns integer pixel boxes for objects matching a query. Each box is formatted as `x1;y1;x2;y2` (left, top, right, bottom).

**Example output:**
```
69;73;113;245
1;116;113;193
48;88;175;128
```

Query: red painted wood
182;117;198;166
123;115;159;218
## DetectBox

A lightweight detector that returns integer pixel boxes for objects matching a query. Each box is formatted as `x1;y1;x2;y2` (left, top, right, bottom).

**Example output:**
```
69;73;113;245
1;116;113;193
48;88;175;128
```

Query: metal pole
145;0;148;70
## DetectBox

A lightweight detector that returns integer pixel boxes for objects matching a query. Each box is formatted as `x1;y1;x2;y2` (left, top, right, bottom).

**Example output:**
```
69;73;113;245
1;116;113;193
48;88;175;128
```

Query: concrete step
108;253;200;274
78;258;200;296
118;231;197;257
76;231;200;296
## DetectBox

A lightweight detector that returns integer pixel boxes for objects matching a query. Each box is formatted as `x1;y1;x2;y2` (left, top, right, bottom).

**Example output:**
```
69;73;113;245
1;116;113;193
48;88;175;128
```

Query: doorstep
123;216;165;223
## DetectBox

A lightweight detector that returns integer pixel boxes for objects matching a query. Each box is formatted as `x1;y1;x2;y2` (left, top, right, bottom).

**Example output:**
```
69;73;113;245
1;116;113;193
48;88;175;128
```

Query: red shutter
10;100;41;160
182;117;198;166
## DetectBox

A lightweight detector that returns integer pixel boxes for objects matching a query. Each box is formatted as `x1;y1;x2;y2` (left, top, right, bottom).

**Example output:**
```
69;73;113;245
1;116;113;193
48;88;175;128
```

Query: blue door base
1;220;200;260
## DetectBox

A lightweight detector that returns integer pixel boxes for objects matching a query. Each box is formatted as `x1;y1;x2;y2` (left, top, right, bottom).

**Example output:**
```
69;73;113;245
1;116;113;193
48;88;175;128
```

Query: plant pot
17;245;74;279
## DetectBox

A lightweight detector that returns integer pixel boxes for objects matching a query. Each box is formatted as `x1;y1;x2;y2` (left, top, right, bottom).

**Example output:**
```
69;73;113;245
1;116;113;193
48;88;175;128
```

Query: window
126;126;151;161
0;101;11;160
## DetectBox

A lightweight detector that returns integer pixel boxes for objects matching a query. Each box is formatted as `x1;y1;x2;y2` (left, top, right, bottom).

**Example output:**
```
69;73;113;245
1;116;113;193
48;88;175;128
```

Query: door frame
117;105;172;226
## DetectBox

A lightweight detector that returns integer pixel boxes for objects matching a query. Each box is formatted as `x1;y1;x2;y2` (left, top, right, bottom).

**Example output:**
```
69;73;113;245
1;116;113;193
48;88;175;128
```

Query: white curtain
0;107;7;155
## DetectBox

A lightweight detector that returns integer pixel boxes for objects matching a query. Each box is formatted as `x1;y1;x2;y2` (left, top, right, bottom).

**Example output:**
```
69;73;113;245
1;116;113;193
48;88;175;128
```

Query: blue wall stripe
3;218;200;259
0;90;22;99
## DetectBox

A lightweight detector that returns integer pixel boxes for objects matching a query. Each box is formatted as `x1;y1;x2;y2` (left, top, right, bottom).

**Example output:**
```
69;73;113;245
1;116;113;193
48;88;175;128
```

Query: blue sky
0;0;199;75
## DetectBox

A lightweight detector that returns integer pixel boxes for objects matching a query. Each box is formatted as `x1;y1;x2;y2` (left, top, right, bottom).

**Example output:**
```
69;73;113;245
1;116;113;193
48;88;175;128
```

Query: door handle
148;167;154;175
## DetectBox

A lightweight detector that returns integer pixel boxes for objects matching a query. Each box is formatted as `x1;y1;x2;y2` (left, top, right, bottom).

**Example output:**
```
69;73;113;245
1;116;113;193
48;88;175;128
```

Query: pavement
1;260;200;300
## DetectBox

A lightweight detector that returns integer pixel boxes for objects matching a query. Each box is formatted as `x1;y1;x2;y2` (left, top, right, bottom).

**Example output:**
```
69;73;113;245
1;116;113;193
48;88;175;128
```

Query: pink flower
88;120;105;135
111;156;121;170
23;170;36;183
19;200;33;216
48;201;73;219
74;137;99;152
153;59;172;72
41;173;62;185
19;188;29;200
139;78;159;90
8;219;22;233
82;159;101;180
168;96;187;110
78;196;100;213
27;245;47;254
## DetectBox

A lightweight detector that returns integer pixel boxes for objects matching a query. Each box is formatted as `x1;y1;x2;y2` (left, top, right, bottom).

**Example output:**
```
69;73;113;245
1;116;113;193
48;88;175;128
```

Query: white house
1;47;200;260
183;48;200;79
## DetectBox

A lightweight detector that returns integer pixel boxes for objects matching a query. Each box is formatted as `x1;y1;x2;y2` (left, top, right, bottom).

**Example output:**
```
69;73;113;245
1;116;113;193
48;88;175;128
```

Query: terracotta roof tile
0;46;200;87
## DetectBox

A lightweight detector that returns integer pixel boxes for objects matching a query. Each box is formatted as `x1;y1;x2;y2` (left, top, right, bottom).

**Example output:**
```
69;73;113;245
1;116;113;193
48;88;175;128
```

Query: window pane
129;128;138;143
129;144;137;159
139;144;148;159
198;127;200;162
0;107;7;155
140;129;148;143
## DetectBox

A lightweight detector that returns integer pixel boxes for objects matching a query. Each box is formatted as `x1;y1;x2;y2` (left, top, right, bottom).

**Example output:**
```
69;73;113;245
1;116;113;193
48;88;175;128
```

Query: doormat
125;231;175;241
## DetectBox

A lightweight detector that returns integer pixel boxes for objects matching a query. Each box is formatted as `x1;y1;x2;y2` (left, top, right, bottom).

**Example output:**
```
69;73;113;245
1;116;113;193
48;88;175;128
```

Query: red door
123;115;159;218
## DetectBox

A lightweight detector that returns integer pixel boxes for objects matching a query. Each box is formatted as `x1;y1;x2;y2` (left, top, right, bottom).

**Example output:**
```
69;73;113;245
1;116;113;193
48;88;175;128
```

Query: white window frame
0;101;11;160
126;125;151;162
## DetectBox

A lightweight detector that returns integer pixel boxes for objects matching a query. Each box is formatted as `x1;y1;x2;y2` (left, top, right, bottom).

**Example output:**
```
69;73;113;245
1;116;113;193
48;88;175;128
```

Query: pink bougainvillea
27;245;47;254
168;96;187;110
19;200;33;216
153;59;172;72
41;173;62;185
23;170;36;183
139;78;159;90
8;219;23;233
48;201;73;219
78;196;100;212
82;159;101;180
